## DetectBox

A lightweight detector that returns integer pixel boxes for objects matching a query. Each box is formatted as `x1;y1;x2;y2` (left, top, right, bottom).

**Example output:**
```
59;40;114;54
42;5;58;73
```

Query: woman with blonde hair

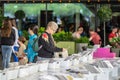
1;19;15;69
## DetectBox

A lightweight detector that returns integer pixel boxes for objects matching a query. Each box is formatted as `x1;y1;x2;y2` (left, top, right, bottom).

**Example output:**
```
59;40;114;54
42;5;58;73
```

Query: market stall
0;46;120;80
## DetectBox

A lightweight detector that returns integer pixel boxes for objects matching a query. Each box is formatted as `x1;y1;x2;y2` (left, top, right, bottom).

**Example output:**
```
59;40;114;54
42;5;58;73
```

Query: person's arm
17;41;26;56
12;29;16;43
38;33;63;53
13;28;19;44
15;28;19;42
89;37;93;41
89;34;95;41
76;34;80;39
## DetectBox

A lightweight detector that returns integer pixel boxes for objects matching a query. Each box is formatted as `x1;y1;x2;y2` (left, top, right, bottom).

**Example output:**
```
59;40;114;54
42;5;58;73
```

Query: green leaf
74;36;89;43
15;10;25;19
53;31;73;42
97;5;112;22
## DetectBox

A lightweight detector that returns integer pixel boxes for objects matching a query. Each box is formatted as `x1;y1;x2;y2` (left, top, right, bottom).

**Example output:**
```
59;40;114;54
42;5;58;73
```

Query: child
16;36;28;65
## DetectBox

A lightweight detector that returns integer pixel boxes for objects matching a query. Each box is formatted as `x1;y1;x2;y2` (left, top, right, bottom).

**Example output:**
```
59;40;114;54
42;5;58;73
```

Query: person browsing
38;21;66;60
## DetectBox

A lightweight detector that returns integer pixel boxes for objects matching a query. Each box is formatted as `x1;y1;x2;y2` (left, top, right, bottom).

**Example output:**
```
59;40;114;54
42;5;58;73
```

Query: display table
1;48;120;80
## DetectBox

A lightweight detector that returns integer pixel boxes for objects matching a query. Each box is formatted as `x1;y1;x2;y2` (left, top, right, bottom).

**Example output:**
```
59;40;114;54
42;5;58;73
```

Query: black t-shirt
1;28;15;46
38;32;62;58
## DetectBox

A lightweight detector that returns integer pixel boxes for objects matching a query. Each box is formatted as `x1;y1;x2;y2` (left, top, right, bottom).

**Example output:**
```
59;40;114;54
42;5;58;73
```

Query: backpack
32;37;39;52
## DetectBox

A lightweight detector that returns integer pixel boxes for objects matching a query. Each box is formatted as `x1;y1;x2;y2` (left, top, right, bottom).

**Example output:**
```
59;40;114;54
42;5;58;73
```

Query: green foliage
97;5;112;22
53;31;73;42
22;30;29;40
109;37;120;48
38;27;45;35
110;37;120;44
5;3;94;17
75;36;89;43
15;10;25;19
0;8;4;28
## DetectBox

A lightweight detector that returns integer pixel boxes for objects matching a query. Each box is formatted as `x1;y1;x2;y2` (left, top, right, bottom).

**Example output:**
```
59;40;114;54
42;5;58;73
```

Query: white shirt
12;27;19;47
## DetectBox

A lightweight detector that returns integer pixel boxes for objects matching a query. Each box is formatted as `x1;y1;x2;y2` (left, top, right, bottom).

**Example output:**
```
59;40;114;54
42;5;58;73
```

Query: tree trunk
18;20;22;30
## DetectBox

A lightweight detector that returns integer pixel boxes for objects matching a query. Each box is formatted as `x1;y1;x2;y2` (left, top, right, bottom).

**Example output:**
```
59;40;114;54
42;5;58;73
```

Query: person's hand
18;40;22;45
62;48;67;52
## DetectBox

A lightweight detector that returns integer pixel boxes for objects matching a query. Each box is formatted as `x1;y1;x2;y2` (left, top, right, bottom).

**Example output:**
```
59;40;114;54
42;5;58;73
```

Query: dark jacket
38;32;62;58
1;29;15;46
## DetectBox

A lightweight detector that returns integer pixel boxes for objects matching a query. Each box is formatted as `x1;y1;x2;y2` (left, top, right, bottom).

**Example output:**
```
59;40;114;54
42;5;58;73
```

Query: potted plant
75;36;89;52
97;5;112;46
53;31;73;42
53;31;75;55
109;37;120;48
110;37;120;57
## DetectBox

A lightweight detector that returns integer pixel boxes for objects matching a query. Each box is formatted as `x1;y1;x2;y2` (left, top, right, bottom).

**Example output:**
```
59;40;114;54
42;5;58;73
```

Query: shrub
38;27;45;35
53;31;73;42
22;30;29;40
74;36;89;43
110;37;120;48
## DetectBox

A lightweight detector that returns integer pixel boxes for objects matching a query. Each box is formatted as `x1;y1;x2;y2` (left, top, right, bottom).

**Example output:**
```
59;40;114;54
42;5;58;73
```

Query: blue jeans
1;45;13;69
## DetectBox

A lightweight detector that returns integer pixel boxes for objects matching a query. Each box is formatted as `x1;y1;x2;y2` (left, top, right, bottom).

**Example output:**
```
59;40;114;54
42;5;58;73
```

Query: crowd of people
72;26;101;45
0;17;120;70
71;25;120;47
0;18;66;69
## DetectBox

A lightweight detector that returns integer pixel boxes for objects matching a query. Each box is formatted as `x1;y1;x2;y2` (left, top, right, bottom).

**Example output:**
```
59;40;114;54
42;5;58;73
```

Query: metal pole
104;21;106;46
